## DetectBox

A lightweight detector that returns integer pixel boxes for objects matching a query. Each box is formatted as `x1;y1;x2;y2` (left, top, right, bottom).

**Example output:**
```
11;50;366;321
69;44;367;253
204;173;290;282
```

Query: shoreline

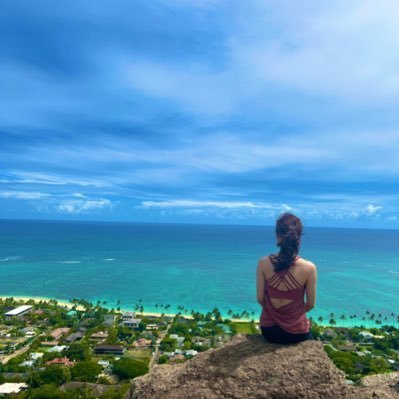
1;295;397;328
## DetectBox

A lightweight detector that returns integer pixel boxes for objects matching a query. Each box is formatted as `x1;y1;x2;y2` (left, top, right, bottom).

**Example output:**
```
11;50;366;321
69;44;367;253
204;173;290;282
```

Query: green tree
62;342;91;361
37;365;71;386
368;357;390;374
29;384;70;399
158;355;169;364
113;358;148;380
71;360;102;382
101;384;130;399
160;337;177;352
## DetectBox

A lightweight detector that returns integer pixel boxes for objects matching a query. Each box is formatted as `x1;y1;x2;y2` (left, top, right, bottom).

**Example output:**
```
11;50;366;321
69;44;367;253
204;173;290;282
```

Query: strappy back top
259;256;310;334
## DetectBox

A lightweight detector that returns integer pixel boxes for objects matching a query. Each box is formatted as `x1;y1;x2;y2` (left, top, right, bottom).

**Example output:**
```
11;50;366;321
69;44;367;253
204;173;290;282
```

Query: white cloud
57;199;112;214
10;172;107;187
0;191;50;200
140;199;276;209
365;204;382;215
125;0;399;117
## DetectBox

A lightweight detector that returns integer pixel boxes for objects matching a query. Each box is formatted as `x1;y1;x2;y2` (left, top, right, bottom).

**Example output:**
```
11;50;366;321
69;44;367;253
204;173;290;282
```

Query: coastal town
0;297;398;398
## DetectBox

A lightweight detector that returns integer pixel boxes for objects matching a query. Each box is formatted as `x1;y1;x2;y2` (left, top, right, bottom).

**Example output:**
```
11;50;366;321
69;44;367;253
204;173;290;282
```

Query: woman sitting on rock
257;212;317;344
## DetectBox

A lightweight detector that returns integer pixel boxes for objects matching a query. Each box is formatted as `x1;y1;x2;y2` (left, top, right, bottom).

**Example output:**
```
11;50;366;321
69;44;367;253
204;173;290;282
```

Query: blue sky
1;0;399;228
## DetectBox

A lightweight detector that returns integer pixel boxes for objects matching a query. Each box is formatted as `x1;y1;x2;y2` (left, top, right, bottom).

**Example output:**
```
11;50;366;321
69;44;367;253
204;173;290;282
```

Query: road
149;322;172;369
0;345;30;365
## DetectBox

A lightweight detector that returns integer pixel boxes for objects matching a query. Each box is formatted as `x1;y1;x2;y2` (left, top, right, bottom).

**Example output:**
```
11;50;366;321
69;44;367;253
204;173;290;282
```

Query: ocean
0;219;398;325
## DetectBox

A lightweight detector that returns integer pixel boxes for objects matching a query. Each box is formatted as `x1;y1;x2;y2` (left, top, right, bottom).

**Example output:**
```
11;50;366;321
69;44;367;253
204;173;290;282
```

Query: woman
257;212;317;344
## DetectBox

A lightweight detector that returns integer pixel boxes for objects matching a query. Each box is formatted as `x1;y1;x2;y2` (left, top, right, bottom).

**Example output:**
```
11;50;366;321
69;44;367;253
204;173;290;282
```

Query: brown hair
270;212;303;271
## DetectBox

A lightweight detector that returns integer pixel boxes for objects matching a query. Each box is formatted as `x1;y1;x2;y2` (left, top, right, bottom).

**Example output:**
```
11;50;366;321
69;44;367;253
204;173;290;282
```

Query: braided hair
270;212;303;271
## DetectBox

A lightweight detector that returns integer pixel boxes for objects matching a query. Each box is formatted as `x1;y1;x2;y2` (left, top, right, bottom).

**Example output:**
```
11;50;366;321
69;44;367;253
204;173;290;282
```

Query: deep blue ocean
0;220;398;324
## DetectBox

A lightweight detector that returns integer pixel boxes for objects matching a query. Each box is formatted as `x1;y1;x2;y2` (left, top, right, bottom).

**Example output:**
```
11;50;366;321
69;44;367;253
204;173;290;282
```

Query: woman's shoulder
257;255;272;269
296;257;317;271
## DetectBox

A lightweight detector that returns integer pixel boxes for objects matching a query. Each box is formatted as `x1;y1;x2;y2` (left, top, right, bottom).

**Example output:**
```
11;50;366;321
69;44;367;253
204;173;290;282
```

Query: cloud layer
0;0;398;227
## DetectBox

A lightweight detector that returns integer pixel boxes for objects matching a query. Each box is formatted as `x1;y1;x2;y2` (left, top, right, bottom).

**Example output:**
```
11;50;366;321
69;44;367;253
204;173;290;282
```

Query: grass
124;349;152;364
229;322;258;335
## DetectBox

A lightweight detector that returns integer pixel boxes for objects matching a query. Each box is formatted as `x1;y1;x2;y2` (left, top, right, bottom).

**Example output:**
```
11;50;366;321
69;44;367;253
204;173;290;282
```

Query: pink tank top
259;258;310;334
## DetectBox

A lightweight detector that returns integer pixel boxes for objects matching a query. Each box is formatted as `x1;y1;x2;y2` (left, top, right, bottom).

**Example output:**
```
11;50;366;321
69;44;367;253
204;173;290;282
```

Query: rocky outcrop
129;334;399;399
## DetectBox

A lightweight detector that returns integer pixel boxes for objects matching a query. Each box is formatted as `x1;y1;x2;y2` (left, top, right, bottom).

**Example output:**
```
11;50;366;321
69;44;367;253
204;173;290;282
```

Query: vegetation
1;297;398;397
71;360;102;382
112;358;148;380
31;365;71;387
229;321;258;334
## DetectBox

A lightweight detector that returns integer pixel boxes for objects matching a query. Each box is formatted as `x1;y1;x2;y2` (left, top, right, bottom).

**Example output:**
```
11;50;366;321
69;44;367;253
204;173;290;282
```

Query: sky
1;0;399;228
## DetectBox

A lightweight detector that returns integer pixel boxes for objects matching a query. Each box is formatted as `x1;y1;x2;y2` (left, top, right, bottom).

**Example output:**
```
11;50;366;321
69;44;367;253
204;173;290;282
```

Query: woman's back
261;255;315;311
256;212;317;343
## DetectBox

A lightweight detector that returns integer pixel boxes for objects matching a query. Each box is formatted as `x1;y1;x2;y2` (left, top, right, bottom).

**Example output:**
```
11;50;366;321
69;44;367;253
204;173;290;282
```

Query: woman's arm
256;258;266;307
305;263;317;312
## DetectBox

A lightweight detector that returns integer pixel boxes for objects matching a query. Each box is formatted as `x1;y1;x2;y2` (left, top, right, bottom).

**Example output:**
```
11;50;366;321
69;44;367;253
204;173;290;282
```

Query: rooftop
5;305;32;316
0;383;28;394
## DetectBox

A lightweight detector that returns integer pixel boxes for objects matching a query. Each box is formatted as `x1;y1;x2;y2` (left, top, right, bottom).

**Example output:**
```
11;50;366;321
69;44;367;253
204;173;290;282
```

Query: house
0;383;28;396
29;352;44;361
104;314;116;326
169;334;185;347
47;345;68;353
50;327;71;340
122;312;136;320
97;360;110;368
359;331;374;340
322;329;337;340
5;305;32;319
20;327;35;334
80;318;94;328
185;349;198;357
45;357;75;367
121;318;141;329
66;310;77;318
146;324;158;331
90;331;109;340
120;312;141;328
19;360;35;367
94;344;126;355
337;343;356;352
0;373;28;381
41;341;59;347
65;331;84;343
132;338;152;348
192;336;211;347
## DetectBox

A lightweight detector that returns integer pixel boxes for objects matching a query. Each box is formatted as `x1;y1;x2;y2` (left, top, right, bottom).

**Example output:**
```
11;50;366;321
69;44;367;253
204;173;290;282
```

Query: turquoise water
0;220;398;324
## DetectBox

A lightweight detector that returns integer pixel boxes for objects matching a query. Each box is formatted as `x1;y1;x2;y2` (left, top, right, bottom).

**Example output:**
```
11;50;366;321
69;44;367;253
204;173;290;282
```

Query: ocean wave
388;270;399;275
59;260;82;264
104;258;115;262
0;256;22;262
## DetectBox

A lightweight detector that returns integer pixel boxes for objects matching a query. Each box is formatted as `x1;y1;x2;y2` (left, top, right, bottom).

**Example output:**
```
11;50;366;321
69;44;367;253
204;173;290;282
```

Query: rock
129;334;399;399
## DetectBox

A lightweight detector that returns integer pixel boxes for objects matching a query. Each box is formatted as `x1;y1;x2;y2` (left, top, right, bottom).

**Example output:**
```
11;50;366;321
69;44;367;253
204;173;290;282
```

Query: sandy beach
0;295;191;320
2;295;396;327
